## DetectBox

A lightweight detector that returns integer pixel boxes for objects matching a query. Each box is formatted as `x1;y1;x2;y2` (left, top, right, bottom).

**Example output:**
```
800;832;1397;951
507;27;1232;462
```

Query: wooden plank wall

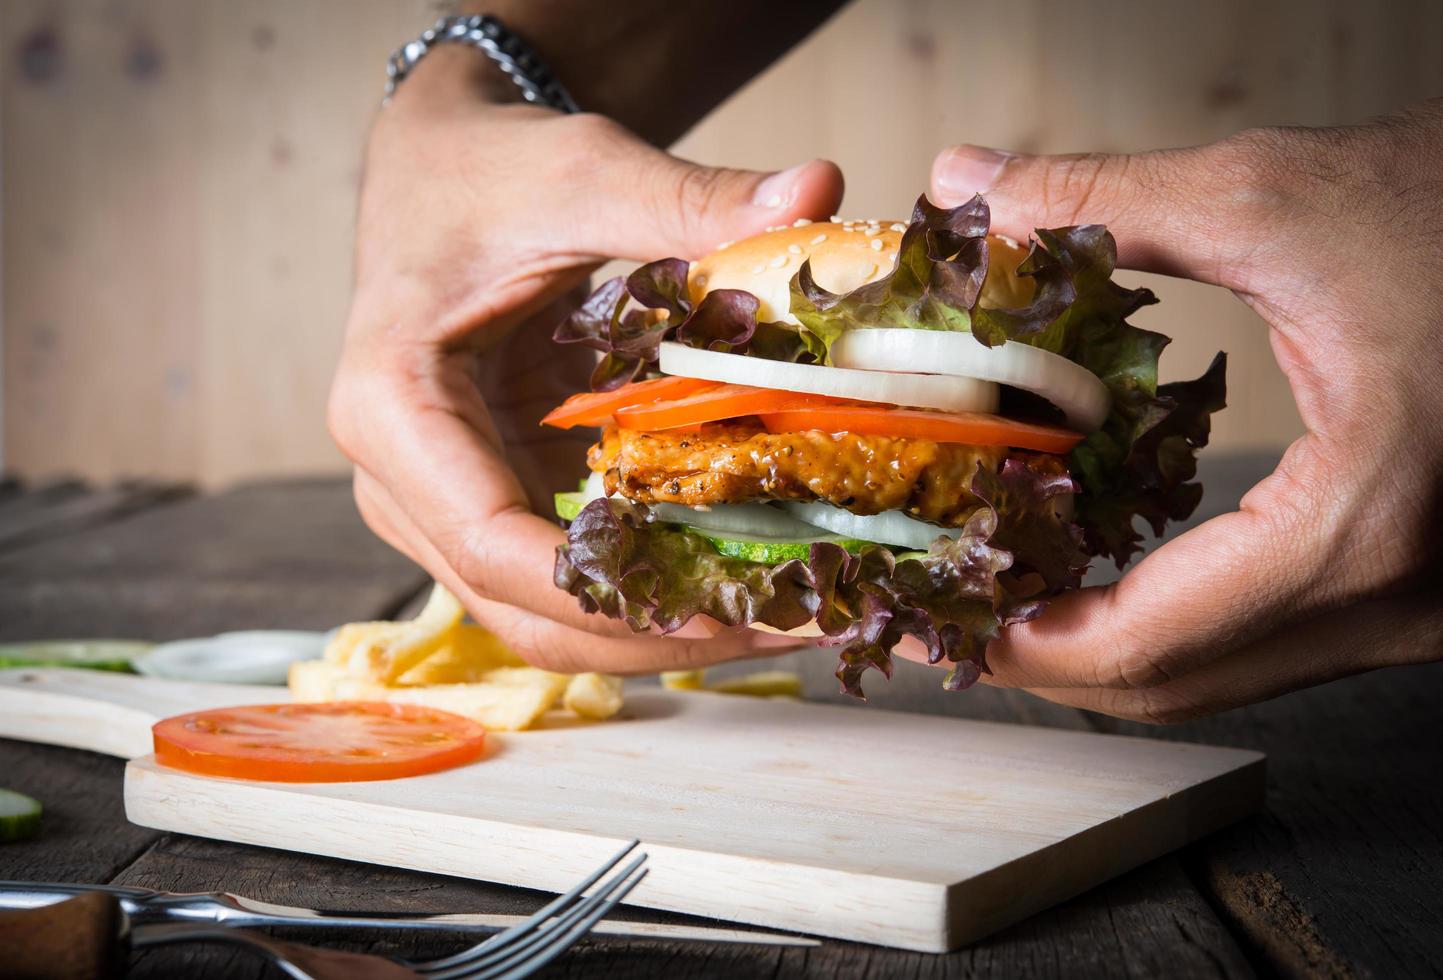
3;0;1440;484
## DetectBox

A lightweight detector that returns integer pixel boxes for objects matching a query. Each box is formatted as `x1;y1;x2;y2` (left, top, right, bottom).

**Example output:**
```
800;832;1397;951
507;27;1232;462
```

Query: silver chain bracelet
384;14;579;112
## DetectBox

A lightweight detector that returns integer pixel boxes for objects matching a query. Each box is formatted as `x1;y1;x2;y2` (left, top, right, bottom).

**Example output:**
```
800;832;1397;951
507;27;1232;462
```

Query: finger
564;118;845;261
465;591;802;676
352;446;640;642
354;465;790;670
979;456;1333;691
1018;591;1443;724
929;137;1278;290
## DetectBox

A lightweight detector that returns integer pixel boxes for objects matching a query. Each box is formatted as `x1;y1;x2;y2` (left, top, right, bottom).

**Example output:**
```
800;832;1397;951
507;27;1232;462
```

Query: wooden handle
0;891;125;980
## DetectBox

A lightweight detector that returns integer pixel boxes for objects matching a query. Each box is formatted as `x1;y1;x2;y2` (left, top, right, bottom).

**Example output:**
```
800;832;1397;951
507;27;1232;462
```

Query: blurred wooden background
2;0;1440;484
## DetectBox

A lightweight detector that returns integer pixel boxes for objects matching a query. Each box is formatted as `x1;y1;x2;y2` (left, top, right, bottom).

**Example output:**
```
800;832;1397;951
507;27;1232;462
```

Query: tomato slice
614;383;851;431
152;702;487;783
757;405;1083;453
541;376;720;429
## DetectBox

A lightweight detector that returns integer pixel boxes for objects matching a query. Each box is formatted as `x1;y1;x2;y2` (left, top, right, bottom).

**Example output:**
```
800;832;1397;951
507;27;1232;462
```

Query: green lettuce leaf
555;451;1078;698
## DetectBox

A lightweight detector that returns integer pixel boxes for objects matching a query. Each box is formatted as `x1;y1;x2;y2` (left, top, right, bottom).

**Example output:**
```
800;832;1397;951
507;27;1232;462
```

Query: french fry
324;583;464;683
445;624;527;669
707;670;804;699
563;673;624;720
384;680;562;733
393;625;528;686
289;659;381;703
660;669;706;690
294;582;625;730
290;660;569;732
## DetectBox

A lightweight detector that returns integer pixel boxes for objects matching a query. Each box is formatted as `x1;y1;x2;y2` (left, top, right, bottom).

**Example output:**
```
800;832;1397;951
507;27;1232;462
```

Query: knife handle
0;891;127;980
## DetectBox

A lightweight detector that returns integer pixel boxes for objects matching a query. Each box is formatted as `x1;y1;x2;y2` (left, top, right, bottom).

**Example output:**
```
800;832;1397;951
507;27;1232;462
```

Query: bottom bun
749;621;825;638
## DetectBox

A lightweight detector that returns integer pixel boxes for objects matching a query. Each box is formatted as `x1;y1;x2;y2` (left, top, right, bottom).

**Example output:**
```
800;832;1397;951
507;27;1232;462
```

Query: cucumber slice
698;530;869;563
554;491;589;522
0;788;42;842
553;491;874;562
0;640;149;673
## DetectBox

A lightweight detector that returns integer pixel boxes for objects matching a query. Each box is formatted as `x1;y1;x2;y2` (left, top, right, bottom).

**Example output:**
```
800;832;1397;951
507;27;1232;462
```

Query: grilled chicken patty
588;421;1018;526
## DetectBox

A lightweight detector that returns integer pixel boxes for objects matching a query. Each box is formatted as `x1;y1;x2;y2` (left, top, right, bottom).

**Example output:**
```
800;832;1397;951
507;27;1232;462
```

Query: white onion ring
658;342;999;414
778;501;957;551
583;471;830;539
830;329;1110;432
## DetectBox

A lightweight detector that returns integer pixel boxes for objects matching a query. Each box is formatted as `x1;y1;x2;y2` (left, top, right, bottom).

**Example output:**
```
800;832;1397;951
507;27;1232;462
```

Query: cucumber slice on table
0;789;42;842
0;640;149;673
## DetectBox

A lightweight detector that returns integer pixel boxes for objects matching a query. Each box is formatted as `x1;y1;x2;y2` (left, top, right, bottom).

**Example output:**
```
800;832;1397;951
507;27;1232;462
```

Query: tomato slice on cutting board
541;375;720;428
152;702;487;783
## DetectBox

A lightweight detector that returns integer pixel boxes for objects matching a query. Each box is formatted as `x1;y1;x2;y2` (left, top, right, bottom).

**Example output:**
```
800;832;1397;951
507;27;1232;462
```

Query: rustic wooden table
1;456;1439;979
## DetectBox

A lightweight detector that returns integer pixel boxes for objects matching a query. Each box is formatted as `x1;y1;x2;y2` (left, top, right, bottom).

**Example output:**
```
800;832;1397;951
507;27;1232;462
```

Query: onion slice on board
658;342;999;415
830;329;1110;432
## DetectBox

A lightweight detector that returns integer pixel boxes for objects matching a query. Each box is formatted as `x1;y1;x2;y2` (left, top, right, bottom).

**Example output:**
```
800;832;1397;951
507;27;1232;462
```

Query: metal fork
132;841;649;980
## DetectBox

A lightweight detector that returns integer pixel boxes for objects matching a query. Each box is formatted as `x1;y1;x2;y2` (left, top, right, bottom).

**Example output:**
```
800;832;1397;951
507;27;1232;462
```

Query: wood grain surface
0;458;1439;976
6;1;1443;482
0;668;1264;951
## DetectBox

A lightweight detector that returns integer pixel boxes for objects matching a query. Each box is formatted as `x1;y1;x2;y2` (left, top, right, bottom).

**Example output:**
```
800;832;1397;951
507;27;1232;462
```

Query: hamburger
542;195;1226;696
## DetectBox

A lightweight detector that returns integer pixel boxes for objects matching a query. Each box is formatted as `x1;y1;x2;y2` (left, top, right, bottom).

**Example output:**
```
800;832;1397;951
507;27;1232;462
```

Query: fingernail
752;162;811;210
933;145;1014;203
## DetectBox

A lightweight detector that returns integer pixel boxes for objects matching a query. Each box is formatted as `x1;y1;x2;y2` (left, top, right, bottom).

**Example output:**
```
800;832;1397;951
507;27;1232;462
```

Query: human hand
328;53;844;673
929;100;1443;721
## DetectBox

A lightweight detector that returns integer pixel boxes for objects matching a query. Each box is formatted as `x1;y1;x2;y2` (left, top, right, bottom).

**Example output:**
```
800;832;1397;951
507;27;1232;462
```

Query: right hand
328;53;844;674
926;100;1443;721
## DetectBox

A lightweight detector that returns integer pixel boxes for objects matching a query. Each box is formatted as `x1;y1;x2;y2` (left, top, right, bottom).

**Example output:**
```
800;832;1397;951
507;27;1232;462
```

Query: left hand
925;102;1443;722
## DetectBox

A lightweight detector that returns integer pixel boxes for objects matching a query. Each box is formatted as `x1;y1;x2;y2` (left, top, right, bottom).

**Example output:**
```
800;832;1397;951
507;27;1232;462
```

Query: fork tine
417;839;639;971
465;867;649;980
422;854;646;980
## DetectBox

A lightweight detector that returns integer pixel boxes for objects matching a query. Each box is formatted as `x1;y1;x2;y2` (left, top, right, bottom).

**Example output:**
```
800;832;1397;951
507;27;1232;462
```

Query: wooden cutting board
0;667;1264;951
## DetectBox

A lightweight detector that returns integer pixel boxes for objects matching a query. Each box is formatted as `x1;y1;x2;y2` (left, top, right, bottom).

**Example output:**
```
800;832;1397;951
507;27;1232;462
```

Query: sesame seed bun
689;218;1035;326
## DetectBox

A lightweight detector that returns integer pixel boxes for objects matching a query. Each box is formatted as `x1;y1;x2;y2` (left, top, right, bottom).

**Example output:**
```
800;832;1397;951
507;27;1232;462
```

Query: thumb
588;148;845;262
930;140;1269;290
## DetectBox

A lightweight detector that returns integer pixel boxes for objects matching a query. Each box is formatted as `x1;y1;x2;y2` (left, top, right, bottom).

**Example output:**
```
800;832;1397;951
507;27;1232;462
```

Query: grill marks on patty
588;421;1012;526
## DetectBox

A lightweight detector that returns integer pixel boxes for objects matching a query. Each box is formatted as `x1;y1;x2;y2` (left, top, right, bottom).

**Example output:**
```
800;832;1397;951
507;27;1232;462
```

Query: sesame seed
769;254;788;268
765;225;782;233
751;263;765;274
864;227;881;237
810;234;827;245
787;244;802;254
829;215;842;222
890;222;907;232
870;238;883;251
792;218;812;227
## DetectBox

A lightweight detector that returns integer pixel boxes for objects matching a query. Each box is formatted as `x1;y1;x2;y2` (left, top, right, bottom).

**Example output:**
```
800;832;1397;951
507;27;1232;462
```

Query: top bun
688;219;1035;325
